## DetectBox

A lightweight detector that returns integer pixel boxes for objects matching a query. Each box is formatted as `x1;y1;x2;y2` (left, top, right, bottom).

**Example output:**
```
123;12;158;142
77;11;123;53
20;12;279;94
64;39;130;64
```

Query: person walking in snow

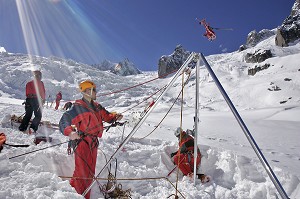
19;70;45;133
55;91;62;110
59;80;123;199
171;127;209;182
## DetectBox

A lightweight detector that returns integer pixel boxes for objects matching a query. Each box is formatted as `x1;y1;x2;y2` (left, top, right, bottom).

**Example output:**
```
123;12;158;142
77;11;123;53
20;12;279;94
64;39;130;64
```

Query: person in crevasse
170;127;210;183
59;80;123;199
19;70;46;133
55;91;62;110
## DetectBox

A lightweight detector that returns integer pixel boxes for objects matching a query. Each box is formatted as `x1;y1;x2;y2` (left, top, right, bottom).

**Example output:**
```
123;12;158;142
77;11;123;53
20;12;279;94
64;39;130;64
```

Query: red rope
97;69;178;97
139;89;182;140
120;85;167;114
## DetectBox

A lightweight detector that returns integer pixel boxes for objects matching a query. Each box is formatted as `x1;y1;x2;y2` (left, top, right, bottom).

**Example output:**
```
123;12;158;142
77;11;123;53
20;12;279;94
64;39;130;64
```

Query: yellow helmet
79;80;96;92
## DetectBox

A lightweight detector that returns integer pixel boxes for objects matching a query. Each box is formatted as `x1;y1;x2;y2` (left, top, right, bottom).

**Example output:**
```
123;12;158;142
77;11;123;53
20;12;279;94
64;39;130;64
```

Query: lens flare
14;0;118;66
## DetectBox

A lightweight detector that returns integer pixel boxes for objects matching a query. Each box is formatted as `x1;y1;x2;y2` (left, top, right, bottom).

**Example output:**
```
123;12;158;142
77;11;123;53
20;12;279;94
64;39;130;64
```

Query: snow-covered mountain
0;53;148;108
1;2;300;197
91;58;142;76
0;46;6;53
158;45;197;78
1;32;300;198
1;34;299;111
275;0;300;47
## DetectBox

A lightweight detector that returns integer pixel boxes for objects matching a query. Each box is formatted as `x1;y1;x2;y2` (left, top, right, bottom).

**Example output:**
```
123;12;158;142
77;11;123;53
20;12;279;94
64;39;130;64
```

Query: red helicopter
196;18;233;41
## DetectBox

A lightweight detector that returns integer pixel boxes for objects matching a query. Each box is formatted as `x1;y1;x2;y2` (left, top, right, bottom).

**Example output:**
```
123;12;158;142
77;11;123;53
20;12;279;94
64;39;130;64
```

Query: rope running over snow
58;175;186;198
138;71;191;140
97;69;178;97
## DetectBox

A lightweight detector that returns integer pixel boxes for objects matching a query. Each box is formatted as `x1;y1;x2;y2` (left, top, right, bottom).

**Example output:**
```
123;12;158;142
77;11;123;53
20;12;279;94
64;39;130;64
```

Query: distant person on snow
0;132;6;153
171;127;209;183
19;70;45;133
55;91;62;110
59;80;123;199
63;101;73;111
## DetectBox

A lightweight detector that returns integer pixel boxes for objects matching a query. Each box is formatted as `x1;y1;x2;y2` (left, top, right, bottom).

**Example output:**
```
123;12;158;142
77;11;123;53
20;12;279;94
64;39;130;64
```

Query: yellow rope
174;71;186;198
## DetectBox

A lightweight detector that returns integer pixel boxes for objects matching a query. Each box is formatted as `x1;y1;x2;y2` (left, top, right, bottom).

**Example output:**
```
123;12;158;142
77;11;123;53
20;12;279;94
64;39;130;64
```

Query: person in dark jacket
59;80;123;199
19;70;45;133
55;91;62;110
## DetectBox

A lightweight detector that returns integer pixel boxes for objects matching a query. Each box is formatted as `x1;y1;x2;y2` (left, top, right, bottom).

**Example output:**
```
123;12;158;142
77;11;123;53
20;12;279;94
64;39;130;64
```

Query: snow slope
0;36;300;198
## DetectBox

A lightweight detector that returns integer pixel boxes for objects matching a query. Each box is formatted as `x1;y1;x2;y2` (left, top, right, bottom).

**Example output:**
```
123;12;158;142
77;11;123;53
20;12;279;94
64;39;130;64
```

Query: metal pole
82;52;198;197
199;53;289;199
193;55;200;184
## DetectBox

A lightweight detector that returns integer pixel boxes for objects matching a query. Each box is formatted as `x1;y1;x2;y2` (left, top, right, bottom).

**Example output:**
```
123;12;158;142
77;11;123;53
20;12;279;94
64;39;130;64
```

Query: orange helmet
79;80;96;92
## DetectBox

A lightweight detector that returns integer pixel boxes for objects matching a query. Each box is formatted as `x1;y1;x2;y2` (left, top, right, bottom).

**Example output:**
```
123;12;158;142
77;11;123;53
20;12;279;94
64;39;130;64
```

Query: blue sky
0;0;295;71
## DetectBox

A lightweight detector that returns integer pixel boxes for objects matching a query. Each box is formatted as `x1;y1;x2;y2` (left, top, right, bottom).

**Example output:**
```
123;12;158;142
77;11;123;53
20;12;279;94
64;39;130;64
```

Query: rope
175;72;186;198
8;141;69;160
97;69;178;97
139;89;182;140
138;72;192;140
59;175;165;181
59;175;186;198
4;143;30;148
120;85;167;114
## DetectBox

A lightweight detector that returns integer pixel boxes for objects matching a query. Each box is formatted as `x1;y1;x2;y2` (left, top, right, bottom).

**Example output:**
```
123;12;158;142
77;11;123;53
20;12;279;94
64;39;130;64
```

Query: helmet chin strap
81;91;91;98
81;89;95;101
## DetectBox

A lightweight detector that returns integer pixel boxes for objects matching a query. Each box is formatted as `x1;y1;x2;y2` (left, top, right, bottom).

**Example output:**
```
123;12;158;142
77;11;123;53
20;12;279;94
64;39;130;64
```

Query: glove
115;113;123;121
69;131;80;140
170;151;177;158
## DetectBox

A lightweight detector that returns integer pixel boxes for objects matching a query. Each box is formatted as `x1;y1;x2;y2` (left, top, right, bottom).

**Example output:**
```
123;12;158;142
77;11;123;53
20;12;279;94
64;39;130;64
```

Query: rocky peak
158;45;196;78
275;0;300;47
0;46;6;53
111;58;142;76
246;29;275;47
91;58;141;76
291;0;300;16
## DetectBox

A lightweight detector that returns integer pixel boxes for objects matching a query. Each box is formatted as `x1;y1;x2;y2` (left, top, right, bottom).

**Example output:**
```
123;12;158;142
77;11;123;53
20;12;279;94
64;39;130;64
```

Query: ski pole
4;143;30;148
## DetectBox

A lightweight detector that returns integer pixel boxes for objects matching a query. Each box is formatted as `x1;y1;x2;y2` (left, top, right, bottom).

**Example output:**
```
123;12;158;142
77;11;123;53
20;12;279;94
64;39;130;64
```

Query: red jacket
59;99;117;137
178;132;200;155
56;92;62;101
26;80;46;100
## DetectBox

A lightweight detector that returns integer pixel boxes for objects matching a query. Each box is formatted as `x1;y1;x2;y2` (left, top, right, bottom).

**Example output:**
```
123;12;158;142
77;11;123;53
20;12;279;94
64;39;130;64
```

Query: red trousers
55;100;60;110
173;152;201;176
70;137;98;199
